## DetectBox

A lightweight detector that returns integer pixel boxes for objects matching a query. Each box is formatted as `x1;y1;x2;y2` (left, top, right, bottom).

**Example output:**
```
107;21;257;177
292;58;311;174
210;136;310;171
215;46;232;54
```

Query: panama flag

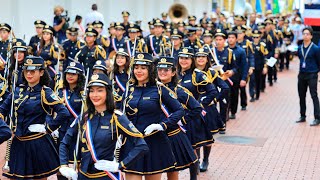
303;4;320;26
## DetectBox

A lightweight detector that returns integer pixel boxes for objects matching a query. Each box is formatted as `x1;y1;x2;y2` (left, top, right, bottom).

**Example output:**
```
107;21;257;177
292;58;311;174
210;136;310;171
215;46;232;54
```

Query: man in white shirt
85;4;106;35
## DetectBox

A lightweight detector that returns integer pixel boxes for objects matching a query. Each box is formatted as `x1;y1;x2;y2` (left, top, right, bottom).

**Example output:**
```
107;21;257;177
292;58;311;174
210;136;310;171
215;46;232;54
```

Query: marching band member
57;61;85;159
109;22;126;55
177;47;215;176
76;27;106;76
8;39;29;89
146;19;171;57
213;29;237;123
112;48;130;109
1;56;69;179
194;47;227;172
93;20;111;53
36;25;63;89
227;31;248;118
121;52;184;180
157;56;199;180
59;73;148;180
62;27;85;72
126;23;148;55
250;30;269;101
171;29;184;62
29;20;46;55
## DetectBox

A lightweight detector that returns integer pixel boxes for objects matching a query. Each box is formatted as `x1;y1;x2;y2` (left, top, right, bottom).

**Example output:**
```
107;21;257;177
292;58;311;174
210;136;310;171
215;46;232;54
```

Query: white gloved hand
144;124;164;135
94;160;119;172
51;129;59;138
59;166;78;180
28;124;46;133
177;120;183;126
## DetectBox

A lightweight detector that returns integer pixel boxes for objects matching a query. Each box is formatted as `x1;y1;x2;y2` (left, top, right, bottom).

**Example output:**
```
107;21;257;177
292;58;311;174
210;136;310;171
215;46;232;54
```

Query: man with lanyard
170;29;184;62
29;20;46;55
126;23;147;57
213;28;237;126
234;25;255;107
93;20;111;53
62;27;85;72
296;27;320;126
227;31;248;119
109;22;126;56
146;19;170;57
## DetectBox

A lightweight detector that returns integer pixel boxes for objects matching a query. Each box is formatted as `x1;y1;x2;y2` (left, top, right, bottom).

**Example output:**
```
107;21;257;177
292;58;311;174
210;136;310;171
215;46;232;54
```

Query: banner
303;4;320;26
273;0;280;14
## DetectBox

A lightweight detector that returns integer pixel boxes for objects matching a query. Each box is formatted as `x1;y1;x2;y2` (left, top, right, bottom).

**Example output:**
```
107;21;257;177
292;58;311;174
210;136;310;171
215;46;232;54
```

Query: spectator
53;5;68;43
85;4;105;29
72;15;85;39
296;27;320;126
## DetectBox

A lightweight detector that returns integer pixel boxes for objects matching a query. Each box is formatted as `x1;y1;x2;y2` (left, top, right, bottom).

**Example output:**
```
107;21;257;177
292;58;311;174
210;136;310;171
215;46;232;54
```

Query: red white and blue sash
48;66;57;75
0;54;6;65
63;89;79;119
86;120;122;180
149;36;158;57
115;75;126;92
126;41;132;57
161;103;186;133
112;38;118;52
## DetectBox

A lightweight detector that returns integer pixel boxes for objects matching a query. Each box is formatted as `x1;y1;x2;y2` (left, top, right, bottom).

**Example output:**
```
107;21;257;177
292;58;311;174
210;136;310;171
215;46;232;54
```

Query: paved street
1;58;320;179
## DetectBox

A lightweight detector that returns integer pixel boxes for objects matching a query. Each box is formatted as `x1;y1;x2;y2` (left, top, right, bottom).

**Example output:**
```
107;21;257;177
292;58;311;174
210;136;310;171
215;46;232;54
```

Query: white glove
51;129;59;138
144;124;164;135
59;166;78;180
28;124;46;133
177;120;183;127
94;160;119;172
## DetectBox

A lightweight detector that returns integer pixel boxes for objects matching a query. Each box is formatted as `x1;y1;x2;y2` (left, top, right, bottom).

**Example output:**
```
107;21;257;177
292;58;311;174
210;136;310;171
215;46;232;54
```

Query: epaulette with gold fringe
94;45;107;59
112;110;143;138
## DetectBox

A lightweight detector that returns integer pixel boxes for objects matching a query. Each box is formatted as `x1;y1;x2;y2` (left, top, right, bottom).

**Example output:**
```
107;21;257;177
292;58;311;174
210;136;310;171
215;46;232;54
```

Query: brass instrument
168;3;188;24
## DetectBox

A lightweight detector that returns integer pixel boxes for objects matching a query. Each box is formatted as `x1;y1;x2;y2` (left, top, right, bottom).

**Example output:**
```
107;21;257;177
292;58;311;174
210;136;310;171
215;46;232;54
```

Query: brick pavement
0;58;319;180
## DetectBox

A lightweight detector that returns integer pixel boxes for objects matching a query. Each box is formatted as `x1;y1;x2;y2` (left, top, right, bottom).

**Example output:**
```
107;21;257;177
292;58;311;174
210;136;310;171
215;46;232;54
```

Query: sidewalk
0;58;319;179
178;58;320;180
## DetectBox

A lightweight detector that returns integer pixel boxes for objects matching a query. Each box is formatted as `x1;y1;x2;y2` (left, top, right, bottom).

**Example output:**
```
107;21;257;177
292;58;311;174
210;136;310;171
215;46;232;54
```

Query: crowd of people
0;3;318;180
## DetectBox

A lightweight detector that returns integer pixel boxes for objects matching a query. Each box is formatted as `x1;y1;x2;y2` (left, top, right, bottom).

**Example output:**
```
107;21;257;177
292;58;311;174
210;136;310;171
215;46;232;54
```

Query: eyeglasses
157;68;171;72
24;70;36;75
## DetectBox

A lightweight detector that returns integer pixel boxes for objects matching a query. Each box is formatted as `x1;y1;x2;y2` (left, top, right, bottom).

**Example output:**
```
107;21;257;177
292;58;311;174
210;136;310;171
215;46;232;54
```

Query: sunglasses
253;37;260;39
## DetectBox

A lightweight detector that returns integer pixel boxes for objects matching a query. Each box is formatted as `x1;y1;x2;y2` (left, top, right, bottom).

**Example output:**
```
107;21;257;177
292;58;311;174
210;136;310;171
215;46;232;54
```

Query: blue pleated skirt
3;133;59;179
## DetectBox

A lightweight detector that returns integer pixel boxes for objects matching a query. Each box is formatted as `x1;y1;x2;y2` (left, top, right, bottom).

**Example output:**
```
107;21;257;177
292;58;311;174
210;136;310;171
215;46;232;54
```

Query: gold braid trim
196;38;203;48
246;40;254;54
112;113;143;138
94;46;107;59
0;113;4;120
260;43;269;55
41;87;62;107
228;48;233;64
192;70;209;86
50;45;59;59
101;37;110;47
0;75;7;97
267;34;273;44
209;69;218;83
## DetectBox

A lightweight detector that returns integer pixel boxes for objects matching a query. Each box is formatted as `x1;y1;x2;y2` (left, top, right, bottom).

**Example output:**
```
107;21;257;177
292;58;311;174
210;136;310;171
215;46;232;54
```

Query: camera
61;10;70;22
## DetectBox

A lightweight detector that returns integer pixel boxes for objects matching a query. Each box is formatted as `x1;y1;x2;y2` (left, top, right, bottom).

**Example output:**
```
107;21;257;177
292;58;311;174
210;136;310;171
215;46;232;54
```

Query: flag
267;0;272;11
288;0;294;12
303;4;320;26
273;0;280;14
256;0;262;13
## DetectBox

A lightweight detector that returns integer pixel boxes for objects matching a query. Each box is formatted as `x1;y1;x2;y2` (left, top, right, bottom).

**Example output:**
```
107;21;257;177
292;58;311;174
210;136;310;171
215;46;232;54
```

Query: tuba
168;3;188;24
